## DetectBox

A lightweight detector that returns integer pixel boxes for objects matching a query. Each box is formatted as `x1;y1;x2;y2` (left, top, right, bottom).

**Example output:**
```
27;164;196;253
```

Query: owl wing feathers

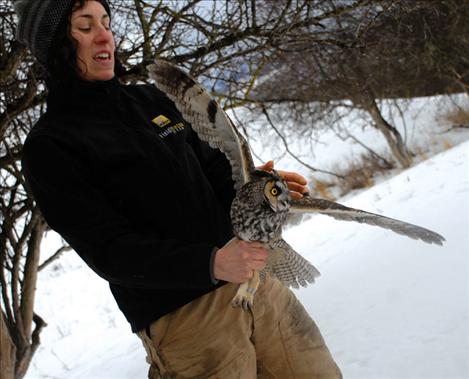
290;196;445;245
265;238;321;289
147;60;255;190
146;60;446;248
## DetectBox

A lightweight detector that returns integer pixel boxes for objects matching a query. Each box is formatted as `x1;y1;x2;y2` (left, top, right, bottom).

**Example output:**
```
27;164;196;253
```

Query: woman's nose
94;26;113;44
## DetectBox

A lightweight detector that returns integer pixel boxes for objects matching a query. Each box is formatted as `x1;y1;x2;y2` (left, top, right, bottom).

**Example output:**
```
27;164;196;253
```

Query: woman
16;0;342;377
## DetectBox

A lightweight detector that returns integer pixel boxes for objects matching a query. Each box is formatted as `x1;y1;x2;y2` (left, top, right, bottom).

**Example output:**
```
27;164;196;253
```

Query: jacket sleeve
187;128;236;213
22;134;219;290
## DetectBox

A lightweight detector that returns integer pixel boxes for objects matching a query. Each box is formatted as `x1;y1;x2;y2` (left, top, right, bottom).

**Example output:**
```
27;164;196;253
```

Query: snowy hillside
26;97;468;379
287;140;469;379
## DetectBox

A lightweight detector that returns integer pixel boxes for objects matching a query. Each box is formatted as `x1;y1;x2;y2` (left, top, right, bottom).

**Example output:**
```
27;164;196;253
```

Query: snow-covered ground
288;140;469;379
26;95;469;379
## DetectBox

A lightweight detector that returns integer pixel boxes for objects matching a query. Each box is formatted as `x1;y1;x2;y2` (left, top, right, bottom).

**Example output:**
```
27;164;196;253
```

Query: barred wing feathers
266;239;321;289
290;197;445;245
147;60;254;190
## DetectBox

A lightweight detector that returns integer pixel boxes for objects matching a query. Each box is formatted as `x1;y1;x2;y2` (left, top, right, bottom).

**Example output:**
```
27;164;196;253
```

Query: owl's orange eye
270;187;279;196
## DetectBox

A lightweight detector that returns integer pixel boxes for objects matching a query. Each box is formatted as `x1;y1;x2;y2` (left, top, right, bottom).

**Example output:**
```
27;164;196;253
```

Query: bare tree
1;1;48;376
252;0;469;168
1;1;368;377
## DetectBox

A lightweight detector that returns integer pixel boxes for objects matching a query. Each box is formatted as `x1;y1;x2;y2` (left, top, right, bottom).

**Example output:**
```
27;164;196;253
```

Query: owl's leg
231;270;261;310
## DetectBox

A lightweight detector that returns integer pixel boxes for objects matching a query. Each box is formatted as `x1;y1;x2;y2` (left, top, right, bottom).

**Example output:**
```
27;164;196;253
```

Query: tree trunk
14;216;47;379
1;213;47;379
0;310;16;379
365;98;413;168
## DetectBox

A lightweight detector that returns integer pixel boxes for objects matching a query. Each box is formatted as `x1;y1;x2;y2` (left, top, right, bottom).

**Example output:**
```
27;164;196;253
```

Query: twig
261;105;345;179
38;245;72;272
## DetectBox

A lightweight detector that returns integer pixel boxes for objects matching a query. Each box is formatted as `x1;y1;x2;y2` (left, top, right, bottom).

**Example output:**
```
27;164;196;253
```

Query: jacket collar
46;75;121;115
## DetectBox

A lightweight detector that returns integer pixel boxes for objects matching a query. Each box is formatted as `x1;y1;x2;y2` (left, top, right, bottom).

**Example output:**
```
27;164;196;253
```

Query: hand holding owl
257;160;309;199
214;238;268;283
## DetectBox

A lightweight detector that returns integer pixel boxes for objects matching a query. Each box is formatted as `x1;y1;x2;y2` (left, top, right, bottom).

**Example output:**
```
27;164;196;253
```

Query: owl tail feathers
267;239;320;289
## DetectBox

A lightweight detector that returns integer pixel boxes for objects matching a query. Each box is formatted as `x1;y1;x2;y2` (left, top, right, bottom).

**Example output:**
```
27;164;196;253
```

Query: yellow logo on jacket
152;114;185;139
152;115;171;128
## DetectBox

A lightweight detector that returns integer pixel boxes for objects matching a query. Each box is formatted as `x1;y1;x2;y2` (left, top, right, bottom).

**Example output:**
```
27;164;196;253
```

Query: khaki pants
137;275;342;379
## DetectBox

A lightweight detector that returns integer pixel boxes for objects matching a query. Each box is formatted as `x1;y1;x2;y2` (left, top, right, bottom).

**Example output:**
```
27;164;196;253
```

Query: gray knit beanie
14;0;110;66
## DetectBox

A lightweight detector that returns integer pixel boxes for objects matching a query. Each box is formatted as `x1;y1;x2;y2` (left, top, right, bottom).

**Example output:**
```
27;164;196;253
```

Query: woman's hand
214;238;268;283
257;160;309;200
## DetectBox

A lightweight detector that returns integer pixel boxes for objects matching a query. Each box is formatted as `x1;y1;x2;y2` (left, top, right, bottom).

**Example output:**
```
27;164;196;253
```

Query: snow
287;141;469;379
26;95;469;379
246;94;469;179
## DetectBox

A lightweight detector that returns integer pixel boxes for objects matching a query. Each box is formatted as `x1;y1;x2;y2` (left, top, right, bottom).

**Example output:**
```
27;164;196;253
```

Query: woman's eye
78;27;91;32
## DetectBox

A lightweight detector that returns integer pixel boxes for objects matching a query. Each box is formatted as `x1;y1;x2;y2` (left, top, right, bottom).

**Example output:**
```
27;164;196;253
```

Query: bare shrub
311;178;336;200
438;106;469;127
335;153;395;196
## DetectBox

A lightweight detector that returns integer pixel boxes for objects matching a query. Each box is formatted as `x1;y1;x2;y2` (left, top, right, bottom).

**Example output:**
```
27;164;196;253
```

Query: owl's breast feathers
230;181;288;243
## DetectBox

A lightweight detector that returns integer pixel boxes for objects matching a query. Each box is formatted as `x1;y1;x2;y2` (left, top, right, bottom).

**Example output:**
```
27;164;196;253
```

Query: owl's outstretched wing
147;60;254;190
289;196;445;245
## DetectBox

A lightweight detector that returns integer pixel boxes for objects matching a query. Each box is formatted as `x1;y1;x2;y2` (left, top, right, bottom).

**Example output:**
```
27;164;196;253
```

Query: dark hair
46;0;125;87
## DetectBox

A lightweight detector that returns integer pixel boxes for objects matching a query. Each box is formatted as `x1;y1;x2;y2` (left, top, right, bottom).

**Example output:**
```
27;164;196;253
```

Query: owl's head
252;169;290;212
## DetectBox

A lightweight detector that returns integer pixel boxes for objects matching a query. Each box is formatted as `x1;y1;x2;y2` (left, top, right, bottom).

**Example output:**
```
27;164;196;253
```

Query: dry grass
306;152;395;200
312;178;335;200
442;139;454;150
334;153;395;196
438;106;469;127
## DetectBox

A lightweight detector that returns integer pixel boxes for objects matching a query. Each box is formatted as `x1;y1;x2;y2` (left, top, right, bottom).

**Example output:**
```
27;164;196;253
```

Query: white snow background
26;95;469;379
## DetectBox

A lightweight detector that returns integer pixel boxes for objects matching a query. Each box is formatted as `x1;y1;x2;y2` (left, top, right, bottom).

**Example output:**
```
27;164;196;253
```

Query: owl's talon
231;296;253;310
232;287;256;309
232;273;260;310
231;294;242;308
242;296;251;310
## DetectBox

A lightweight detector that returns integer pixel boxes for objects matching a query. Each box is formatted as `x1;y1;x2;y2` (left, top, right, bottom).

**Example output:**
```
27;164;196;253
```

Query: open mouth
93;52;111;62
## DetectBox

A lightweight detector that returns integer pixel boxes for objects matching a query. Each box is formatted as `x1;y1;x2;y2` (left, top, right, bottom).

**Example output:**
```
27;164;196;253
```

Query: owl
147;60;445;309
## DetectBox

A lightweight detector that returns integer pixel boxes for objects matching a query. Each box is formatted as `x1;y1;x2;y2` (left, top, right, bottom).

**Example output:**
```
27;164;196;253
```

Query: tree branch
38;245;72;272
261;105;345;179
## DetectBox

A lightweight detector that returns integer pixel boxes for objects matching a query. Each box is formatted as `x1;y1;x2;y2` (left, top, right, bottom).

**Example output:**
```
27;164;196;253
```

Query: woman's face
70;1;115;81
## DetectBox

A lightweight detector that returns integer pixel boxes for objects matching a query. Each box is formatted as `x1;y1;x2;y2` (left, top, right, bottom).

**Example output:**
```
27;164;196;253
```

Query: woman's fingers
277;170;307;186
289;191;303;200
258;161;309;198
214;239;269;282
286;180;308;194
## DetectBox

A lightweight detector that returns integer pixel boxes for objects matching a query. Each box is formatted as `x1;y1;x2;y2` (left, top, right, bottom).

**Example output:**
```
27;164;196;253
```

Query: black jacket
21;77;235;332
